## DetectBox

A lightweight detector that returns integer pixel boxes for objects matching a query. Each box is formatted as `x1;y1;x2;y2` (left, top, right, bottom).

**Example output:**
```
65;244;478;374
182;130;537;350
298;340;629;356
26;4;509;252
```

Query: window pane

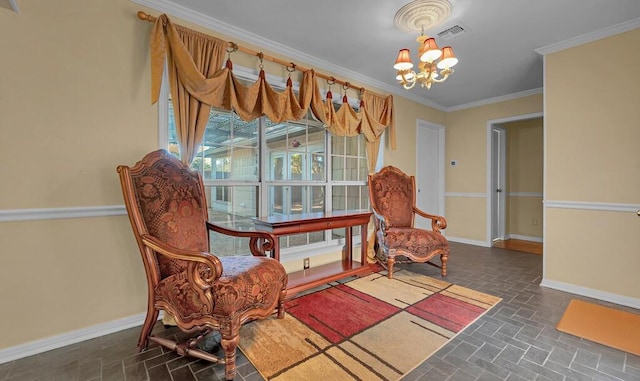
347;185;361;210
202;112;258;181
206;185;258;222
345;135;359;154
268;185;324;215
280;230;325;249
290;153;305;181
332;135;345;155
312;153;325;181
359;157;368;181
206;185;258;256
269;185;285;215
332;156;344;181
229;147;259;181
309;126;326;181
332;185;346;210
311;186;325;213
345;157;358;181
331;184;368;238
266;122;288;180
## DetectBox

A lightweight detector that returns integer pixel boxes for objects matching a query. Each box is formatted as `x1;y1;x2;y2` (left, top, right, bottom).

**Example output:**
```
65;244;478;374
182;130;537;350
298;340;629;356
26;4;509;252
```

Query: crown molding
535;17;640;55
129;0;447;111
446;87;543;112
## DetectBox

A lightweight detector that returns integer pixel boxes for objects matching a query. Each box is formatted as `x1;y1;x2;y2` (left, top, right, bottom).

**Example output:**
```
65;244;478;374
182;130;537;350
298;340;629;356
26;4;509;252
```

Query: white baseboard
0;312;152;365
446;236;491;247
506;234;543;243
540;279;640;310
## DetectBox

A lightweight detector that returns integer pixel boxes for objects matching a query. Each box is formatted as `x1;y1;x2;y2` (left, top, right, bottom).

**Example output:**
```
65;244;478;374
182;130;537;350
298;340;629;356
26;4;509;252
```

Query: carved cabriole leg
221;320;240;381
138;307;159;351
441;249;449;277
387;249;396;279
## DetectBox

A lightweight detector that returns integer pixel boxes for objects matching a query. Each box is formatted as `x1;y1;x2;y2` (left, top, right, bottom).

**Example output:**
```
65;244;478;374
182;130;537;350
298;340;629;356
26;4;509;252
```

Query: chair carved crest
117;149;287;380
368;165;450;279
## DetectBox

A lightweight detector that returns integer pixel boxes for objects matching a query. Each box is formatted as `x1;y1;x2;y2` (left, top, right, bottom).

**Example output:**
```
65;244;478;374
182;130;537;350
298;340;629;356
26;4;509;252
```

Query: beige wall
0;0;157;350
544;28;640;299
505;118;543;238
1;0;638;356
0;0;442;350
443;96;543;241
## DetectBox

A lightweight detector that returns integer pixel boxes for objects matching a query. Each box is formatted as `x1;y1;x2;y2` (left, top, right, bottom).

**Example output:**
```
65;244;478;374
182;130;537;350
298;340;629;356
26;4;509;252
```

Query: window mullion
259;116;268;217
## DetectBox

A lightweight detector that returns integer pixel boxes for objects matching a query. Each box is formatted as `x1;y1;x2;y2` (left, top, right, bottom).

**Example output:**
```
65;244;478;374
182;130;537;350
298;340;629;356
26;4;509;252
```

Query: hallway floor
1;242;639;380
493;239;543;255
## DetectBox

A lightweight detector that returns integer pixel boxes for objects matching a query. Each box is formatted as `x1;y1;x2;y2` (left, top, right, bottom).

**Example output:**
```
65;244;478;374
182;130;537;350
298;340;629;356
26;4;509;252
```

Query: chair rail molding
508;192;543;197
544;200;640;213
444;192;487;198
0;205;127;222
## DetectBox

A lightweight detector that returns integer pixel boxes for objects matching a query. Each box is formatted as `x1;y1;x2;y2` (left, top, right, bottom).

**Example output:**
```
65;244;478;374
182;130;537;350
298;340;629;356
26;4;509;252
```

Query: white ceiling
138;0;640;110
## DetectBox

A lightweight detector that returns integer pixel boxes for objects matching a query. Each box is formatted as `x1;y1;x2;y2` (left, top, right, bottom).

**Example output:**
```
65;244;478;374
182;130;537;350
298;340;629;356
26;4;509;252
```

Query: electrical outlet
532;218;538;226
303;257;310;269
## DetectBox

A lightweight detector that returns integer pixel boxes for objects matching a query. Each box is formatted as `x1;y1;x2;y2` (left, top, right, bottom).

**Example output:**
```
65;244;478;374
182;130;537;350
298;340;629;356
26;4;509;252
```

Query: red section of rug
406;293;485;332
286;284;399;343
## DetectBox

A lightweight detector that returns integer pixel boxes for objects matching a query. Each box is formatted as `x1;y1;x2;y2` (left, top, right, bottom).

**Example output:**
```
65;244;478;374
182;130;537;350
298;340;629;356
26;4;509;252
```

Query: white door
491;126;507;241
416;121;445;230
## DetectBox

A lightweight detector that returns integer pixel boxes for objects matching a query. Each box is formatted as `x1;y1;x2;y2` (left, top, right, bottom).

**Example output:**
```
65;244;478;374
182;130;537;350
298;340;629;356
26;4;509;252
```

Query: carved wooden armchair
368;166;449;279
117;149;287;380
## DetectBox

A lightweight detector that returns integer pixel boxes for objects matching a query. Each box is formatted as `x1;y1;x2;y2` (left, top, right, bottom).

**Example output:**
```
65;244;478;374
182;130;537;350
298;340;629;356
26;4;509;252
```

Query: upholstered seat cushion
155;256;286;322
383;228;449;258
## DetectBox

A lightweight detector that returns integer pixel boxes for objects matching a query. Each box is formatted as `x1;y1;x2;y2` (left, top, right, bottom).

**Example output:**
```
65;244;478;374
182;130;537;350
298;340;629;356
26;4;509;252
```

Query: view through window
167;102;369;258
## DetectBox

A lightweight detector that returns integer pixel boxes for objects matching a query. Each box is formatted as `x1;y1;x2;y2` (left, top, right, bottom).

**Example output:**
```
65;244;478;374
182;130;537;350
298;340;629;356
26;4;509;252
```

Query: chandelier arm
403;80;417;90
431;74;449;83
398;70;417;86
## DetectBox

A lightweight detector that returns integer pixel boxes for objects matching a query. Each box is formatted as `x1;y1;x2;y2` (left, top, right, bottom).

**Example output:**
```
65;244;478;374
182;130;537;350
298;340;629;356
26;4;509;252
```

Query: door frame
491;126;507;242
416;120;446;225
486;112;543;245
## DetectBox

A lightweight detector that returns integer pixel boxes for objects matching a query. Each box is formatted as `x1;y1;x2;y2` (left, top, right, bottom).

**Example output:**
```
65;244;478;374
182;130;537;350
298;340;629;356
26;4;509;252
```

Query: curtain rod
136;11;386;99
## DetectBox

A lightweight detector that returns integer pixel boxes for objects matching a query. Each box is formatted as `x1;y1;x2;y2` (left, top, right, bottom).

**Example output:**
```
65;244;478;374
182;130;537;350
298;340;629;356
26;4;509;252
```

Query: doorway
487;112;544;250
416;120;445;230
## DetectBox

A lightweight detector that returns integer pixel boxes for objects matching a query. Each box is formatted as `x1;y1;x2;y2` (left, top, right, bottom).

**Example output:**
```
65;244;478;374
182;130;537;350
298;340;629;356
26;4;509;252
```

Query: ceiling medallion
394;0;452;33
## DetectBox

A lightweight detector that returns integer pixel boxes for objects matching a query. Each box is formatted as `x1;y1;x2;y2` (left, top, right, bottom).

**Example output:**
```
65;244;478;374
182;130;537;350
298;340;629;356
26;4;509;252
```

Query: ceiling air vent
436;23;467;40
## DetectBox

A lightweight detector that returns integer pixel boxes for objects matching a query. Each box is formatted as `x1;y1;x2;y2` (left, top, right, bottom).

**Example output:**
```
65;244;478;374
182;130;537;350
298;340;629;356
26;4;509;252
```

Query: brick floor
2;242;639;380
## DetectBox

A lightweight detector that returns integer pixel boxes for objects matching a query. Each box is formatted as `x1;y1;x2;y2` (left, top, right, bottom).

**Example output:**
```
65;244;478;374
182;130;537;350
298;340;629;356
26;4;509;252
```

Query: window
164;83;370;259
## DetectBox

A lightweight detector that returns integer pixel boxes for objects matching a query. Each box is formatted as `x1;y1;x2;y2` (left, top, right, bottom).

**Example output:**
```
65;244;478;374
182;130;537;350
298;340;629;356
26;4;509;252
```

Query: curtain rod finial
137;11;153;21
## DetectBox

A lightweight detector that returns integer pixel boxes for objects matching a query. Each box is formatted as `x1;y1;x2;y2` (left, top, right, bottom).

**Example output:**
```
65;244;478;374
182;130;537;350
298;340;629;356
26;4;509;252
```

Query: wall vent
437;23;467;40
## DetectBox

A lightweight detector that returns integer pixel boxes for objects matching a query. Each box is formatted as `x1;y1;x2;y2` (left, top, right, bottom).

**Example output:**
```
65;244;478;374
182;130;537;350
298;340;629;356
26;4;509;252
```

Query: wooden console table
252;209;373;297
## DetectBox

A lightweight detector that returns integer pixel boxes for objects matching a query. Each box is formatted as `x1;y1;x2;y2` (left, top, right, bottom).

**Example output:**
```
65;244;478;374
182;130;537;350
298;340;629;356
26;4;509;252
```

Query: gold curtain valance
144;13;396;168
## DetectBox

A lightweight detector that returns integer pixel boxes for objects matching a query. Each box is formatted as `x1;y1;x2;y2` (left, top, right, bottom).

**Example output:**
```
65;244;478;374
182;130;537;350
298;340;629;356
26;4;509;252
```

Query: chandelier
393;0;459;90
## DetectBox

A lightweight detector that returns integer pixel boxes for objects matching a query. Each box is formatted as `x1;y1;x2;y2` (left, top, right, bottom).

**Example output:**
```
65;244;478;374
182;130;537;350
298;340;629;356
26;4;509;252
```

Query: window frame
158;65;375;261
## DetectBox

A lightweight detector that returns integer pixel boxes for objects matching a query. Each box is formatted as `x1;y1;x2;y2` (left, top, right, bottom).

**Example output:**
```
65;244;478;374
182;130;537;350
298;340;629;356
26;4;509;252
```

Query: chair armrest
141;234;223;285
413;206;447;233
206;221;276;257
371;207;389;235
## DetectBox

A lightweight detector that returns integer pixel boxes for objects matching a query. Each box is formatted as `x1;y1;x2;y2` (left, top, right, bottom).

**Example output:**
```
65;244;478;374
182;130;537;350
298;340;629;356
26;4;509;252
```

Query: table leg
344;226;352;264
360;222;368;265
272;237;280;262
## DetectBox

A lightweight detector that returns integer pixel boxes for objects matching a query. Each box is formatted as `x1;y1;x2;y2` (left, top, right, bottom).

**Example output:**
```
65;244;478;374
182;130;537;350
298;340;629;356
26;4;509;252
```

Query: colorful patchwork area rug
238;269;502;380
